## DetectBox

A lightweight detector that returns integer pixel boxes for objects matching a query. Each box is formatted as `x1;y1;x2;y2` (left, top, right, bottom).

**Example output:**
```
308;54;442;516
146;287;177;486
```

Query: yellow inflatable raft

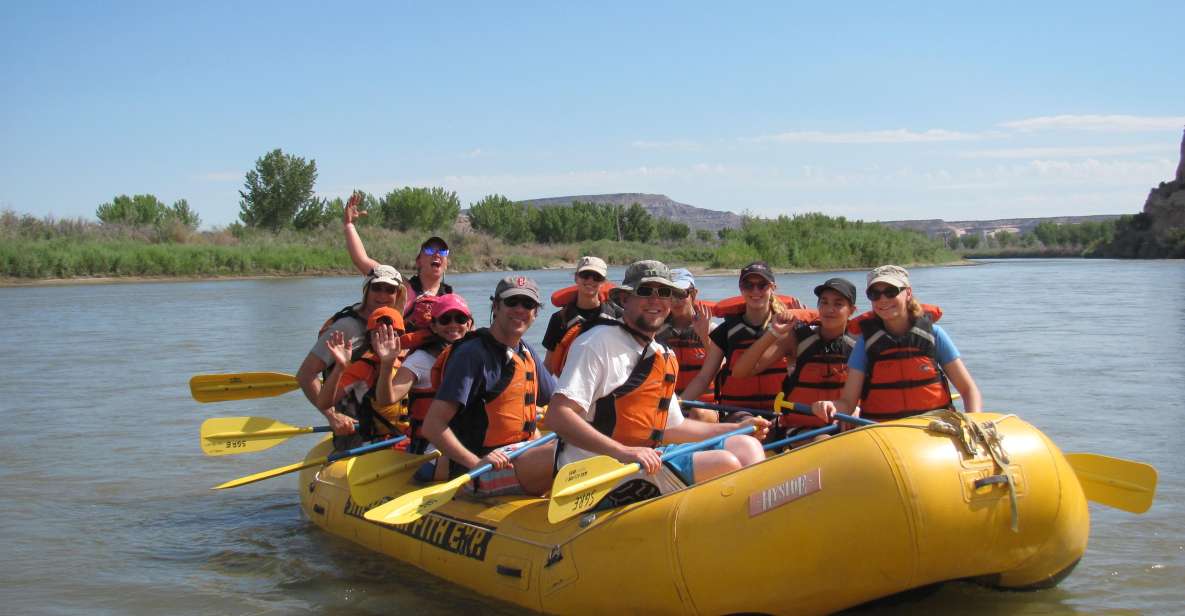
298;411;1089;615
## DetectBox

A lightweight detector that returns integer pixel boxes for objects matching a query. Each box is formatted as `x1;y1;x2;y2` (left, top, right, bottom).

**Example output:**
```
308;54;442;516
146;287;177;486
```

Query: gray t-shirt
310;311;368;368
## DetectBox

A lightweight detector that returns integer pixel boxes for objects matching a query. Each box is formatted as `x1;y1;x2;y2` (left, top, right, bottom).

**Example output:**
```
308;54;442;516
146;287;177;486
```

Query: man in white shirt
545;260;769;497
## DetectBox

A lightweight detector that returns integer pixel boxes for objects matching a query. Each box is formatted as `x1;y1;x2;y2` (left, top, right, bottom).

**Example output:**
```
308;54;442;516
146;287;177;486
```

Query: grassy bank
1;210;956;282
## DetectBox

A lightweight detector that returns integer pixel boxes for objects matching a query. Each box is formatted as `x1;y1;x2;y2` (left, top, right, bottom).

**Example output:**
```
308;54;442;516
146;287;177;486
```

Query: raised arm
731;319;795;378
343;191;379;275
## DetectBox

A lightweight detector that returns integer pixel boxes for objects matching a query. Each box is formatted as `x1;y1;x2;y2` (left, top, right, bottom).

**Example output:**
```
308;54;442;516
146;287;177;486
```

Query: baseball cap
739;261;775;284
813;278;857;304
670;268;696;291
366;264;403;288
493;275;542;304
366;306;406;332
866;265;911;289
611;260;685;300
420;236;449;251
431;293;472;319
576;255;608;277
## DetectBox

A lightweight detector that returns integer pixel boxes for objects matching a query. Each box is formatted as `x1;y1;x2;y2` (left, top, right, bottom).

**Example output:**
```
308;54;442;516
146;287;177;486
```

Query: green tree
620;203;655;242
96;194;169;226
293;197;329;230
379;186;461;232
167;199;201;229
468;194;535;244
656;218;690;242
695;228;714;243
960;233;981;249
238;149;318;231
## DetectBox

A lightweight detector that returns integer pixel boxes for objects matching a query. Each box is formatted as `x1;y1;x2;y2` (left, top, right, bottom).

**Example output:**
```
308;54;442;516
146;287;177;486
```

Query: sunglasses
634;285;675;298
740;280;770;292
577;270;605;282
435;312;470;326
866;286;903;301
501;296;539;310
421;247;450;257
369;283;399;294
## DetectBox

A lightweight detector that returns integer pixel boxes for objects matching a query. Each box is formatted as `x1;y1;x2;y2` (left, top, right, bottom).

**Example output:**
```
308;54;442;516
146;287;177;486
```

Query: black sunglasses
435;312;470;325
502;296;539;310
577;270;605;282
866;286;903;301
369;283;399;294
740;279;770;291
635;285;674;298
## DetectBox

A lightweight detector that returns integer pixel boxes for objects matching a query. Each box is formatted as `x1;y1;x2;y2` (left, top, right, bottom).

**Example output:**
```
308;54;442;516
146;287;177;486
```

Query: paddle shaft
213;435;407;489
205;425;331;440
465;432;559;480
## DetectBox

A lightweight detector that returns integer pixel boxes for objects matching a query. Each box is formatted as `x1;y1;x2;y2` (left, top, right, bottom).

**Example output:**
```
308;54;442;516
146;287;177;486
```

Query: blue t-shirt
436;334;557;413
848;324;959;373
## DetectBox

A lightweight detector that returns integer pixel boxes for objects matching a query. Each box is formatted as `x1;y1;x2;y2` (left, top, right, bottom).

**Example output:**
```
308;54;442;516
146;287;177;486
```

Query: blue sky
2;1;1183;227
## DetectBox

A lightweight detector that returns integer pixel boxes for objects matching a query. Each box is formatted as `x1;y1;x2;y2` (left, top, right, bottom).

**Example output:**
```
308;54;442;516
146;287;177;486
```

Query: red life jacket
436;329;541;454
654;321;715;402
858;316;953;420
780;324;857;429
589;323;679;447
714;313;787;411
334;353;402;439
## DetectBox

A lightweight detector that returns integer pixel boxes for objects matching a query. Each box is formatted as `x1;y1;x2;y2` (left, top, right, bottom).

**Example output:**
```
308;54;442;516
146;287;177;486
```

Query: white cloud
960;144;1168;159
198;171;241;182
1000;114;1185;132
741;128;985;144
463;148;485;158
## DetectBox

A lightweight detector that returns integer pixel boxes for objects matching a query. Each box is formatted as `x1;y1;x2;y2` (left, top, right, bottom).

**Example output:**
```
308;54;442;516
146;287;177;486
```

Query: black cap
813;277;857;304
420;236;449;250
739;261;775;284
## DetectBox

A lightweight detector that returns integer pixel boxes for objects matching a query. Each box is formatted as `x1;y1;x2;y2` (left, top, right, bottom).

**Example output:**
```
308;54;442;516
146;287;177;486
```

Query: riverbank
1;209;960;284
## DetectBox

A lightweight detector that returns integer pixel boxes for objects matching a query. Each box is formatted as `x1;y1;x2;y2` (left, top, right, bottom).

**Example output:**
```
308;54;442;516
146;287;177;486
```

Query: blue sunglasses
422;247;449;257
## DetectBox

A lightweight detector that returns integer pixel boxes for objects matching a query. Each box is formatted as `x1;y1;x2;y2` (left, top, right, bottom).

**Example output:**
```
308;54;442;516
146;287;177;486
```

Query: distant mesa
517;193;743;232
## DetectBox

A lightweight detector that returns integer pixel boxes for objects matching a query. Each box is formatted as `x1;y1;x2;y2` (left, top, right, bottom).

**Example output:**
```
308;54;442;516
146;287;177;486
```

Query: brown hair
906;296;924;321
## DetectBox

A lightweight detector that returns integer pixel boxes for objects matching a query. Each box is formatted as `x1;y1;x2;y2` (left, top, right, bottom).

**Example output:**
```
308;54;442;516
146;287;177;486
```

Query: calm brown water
0;259;1181;614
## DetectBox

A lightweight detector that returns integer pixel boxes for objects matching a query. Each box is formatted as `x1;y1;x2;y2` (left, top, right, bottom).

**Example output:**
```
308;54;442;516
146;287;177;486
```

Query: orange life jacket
848;304;942;334
437;329;541;454
780;324;856;429
334;353;403;439
714;313;787;411
546;311;621;375
654;321;715;402
711;294;804;318
550;282;616;307
589;323;679;447
858;316;953;420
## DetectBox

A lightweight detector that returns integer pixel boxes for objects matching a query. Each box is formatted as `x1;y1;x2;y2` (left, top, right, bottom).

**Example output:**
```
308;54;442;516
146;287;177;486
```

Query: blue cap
670;268;695;290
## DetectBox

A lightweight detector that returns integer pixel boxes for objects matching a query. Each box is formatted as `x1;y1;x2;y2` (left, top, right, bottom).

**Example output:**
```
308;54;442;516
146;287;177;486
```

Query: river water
0;259;1182;614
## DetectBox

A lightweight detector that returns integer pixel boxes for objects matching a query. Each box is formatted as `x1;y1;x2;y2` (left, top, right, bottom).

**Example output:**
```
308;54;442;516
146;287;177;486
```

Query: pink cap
432;293;472;320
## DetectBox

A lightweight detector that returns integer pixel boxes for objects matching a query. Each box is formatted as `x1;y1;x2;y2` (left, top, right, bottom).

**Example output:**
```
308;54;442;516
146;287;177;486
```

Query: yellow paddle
212;435;406;490
365;432;558;526
548;426;756;524
1065;453;1157;514
347;448;443;506
190;372;299;403
200;416;353;456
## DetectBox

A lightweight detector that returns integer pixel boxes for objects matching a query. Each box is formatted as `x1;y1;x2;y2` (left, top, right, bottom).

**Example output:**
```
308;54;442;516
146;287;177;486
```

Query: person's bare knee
692;450;742;483
515;443;558;496
724;435;765;466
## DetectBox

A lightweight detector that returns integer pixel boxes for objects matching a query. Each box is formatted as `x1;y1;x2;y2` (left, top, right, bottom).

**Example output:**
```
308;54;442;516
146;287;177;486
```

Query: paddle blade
548;456;638;524
213;456;327;490
364;475;470;525
346;448;441;506
190;372;299;403
1066;452;1158;514
200;417;310;456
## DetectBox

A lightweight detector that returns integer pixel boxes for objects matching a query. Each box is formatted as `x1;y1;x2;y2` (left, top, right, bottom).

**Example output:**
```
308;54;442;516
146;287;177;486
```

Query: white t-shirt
401;348;438;389
555;324;684;469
